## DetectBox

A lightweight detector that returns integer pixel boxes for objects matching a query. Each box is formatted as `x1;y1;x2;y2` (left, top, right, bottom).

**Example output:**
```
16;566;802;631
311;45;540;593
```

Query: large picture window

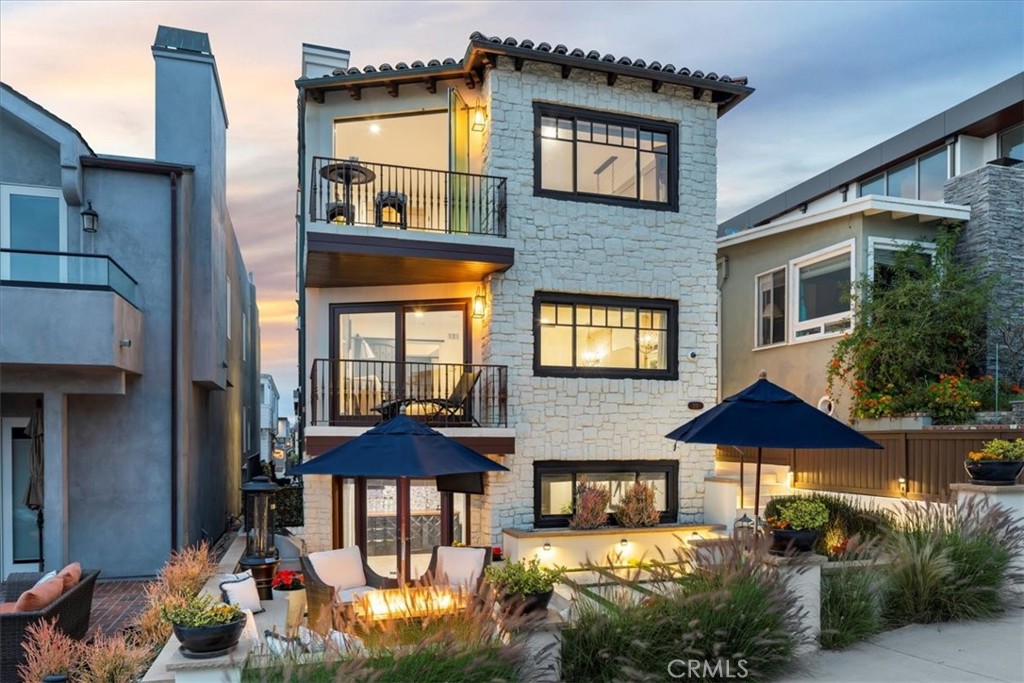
534;460;678;528
788;240;854;341
534;104;678;210
857;146;949;202
534;292;678;379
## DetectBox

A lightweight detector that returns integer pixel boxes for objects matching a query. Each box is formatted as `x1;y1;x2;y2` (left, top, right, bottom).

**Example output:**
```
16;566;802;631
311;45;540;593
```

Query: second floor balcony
309;358;509;428
309;156;507;237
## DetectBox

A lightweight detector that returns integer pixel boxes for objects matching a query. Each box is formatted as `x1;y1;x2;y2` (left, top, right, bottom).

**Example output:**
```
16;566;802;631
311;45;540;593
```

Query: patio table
320;160;376;223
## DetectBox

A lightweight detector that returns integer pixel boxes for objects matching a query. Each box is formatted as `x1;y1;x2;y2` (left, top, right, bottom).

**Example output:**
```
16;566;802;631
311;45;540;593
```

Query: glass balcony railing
0;249;139;306
309;157;507;237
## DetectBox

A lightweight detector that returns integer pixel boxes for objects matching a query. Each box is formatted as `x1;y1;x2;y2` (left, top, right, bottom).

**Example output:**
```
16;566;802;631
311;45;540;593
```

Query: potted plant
765;498;828;554
270;569;306;630
484;558;565;615
161;592;245;657
965;438;1024;485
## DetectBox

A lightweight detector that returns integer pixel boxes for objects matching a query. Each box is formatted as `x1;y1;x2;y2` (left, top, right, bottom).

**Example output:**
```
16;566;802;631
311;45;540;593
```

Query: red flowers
271;569;304;590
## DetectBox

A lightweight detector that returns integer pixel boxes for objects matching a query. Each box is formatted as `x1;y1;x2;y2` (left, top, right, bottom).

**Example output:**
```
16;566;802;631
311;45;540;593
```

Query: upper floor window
0;185;67;282
534;292;678;379
534;104;678;211
1000;124;1024;161
868;237;936;290
858;146;949;202
789;240;854;341
755;268;786;348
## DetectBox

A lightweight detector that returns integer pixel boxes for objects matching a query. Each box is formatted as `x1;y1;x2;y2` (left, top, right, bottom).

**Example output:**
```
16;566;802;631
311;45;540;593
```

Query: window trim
787;239;855;344
533;459;679;529
753;266;787;350
533;291;679;380
532;103;679;212
866;237;936;283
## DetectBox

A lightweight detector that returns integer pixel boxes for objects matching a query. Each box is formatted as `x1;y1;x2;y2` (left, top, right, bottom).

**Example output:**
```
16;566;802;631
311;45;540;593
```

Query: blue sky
2;0;1021;416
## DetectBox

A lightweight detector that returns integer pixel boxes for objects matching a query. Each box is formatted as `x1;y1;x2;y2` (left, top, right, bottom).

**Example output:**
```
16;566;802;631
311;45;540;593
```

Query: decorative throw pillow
0;602;19;614
57;562;82;590
221;569;253;583
33;570;58;587
15;576;64;612
220;575;263;614
263;630;303;658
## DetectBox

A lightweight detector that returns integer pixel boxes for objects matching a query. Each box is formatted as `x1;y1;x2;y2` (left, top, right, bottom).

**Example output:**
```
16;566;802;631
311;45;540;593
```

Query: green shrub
820;563;883;649
484;557;565;596
881;499;1024;625
769;498;829;531
161;592;242;627
560;538;804;682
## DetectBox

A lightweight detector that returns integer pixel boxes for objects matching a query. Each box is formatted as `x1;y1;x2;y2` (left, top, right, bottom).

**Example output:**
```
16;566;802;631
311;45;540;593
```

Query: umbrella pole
754;447;763;530
37;509;44;572
739;448;745;510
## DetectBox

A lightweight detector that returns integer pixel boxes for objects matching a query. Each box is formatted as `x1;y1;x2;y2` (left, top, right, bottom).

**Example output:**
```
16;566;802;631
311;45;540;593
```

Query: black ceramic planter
964;460;1024;486
769;528;819;555
172;617;246;656
500;588;554;615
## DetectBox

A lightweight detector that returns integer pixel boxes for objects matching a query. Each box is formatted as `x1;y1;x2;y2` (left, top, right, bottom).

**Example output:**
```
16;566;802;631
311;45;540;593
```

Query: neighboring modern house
717;72;1024;417
0;26;260;578
259;374;281;461
294;33;752;575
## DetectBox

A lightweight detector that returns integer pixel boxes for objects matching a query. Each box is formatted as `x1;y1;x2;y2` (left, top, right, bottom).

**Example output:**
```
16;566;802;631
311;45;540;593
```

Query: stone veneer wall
946;164;1024;383
478;61;720;544
300;474;332;552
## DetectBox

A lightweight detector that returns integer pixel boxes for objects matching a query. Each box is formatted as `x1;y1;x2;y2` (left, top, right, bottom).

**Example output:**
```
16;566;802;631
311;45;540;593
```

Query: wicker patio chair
0;569;100;682
300;550;397;633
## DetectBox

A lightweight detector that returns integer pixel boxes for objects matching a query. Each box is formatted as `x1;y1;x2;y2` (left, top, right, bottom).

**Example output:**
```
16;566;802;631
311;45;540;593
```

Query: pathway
89;579;151;638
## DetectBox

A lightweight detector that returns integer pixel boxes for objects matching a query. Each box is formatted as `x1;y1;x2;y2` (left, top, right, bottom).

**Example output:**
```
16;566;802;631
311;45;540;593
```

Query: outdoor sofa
0;569;100;682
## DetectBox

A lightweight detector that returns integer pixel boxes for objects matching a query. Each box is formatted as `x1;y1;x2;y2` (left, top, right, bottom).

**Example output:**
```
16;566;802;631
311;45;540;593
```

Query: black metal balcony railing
310;358;508;428
0;248;138;305
309;157;507;237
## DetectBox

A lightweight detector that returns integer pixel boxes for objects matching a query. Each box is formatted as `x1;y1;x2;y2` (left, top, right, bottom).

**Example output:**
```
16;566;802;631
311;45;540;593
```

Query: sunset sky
1;1;1020;418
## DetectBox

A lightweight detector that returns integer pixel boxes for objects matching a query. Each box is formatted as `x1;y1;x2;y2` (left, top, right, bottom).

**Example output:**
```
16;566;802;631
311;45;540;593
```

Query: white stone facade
477;62;721;544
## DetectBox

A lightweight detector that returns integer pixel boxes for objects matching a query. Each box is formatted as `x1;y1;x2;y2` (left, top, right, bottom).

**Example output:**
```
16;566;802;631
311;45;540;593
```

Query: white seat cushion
436;547;486;589
334;585;376;604
309;547;367;592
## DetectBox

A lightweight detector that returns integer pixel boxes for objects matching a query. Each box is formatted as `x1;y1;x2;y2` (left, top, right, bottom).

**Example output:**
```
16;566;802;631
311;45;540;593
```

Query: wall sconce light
81;201;99;233
542;542;552;552
898;477;907;495
472;285;487;319
119;339;132;347
471;98;487;132
619;538;628;547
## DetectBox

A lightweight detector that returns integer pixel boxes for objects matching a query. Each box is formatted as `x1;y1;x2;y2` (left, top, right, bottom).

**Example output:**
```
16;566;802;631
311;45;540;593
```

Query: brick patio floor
88;579;152;638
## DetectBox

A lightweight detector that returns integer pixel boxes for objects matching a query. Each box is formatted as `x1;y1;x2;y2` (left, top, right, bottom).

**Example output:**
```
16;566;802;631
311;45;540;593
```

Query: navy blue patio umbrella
290;414;508;581
666;373;882;521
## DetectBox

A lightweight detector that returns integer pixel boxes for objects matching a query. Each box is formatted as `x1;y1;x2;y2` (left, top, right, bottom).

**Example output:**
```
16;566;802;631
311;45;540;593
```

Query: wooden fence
716;428;1024;500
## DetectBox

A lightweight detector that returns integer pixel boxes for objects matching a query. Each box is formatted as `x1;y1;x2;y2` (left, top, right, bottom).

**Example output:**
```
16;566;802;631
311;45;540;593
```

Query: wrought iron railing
0;248;138;305
309;358;508;428
309;157;507;237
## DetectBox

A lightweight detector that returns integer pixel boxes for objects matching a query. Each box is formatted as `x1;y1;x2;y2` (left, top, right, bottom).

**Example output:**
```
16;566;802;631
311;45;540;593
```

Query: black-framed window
534;460;678;528
534;103;678;211
534;291;678;379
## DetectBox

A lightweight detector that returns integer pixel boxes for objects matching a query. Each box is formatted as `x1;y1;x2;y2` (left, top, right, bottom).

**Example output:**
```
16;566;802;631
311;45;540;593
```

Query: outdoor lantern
240;475;281;599
81;201;99;233
471;99;487;132
733;513;755;542
472;285;487;319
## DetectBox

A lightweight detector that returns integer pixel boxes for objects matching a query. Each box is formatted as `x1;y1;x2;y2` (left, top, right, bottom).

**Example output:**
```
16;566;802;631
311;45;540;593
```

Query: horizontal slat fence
717;428;1023;501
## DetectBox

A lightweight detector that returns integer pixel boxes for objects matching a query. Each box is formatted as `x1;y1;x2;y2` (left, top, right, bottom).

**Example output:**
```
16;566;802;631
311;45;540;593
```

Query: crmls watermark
667;659;749;679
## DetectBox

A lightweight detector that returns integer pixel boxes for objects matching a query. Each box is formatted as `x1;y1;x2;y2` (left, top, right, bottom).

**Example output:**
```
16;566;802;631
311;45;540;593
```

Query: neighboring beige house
294;33;753;575
718;72;1024;419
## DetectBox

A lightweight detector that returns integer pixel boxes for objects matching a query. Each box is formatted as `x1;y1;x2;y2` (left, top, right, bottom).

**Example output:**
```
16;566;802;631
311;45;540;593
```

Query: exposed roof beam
561;64;571;79
891;211;913;220
385;82;398;98
607;72;617;86
652;80;663;93
693;87;706;102
310;90;325;104
465;72;477;89
424;77;437;94
514;56;524;72
347;86;361;101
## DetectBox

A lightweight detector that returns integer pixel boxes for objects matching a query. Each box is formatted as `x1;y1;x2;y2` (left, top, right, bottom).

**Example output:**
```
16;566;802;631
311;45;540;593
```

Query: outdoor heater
239;475;280;599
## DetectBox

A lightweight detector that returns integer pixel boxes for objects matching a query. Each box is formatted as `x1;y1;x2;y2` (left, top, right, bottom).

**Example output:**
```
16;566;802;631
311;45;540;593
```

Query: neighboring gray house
293;33;752;574
259;374;280;462
717;72;1023;415
0;26;260;578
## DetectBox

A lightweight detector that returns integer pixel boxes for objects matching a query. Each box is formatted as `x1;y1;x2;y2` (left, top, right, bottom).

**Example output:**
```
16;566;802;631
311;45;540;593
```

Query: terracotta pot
964;460;1024;486
769;528;820;555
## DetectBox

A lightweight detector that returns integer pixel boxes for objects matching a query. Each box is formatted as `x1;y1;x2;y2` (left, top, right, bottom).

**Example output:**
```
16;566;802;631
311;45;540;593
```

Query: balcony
309;358;508;428
0;249;143;375
309;157;507;236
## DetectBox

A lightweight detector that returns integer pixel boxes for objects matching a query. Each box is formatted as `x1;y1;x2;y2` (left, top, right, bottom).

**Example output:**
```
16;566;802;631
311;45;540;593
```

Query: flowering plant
271;569;304;591
568;478;610;530
967;438;1024;463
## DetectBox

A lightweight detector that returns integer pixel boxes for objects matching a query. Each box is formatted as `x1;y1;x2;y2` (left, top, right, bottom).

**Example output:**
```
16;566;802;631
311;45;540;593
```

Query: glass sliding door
362;478;400;580
334;310;397;420
408;478;441;577
1;420;37;577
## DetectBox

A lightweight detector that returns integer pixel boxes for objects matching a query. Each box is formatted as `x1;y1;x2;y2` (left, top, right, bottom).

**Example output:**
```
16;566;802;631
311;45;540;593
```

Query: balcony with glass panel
0;249;143;373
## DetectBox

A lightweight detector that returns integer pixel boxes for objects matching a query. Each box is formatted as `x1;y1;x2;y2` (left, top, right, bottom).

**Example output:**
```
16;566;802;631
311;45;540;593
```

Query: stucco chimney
302;43;350;79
